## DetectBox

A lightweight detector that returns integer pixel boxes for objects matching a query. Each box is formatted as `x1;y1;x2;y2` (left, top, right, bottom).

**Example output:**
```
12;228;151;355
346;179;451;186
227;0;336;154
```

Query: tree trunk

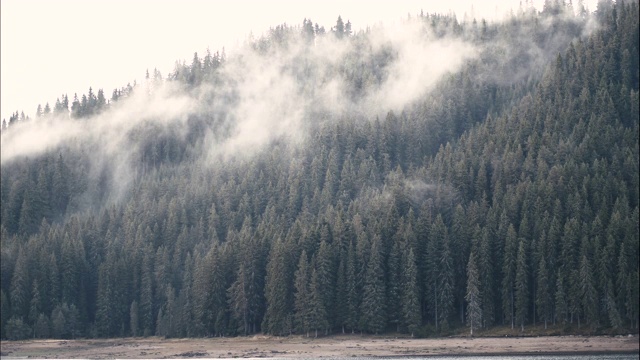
511;290;514;329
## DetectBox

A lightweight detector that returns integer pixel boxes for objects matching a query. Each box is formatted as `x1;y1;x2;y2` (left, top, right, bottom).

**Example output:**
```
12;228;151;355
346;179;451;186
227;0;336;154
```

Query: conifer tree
604;280;623;329
555;273;568;325
360;235;386;334
579;254;597;328
515;239;529;331
130;300;139;337
502;224;518;328
536;256;550;329
308;265;328;337
228;263;250;335
465;250;482;336
345;239;359;333
263;238;294;335
139;248;154;336
438;228;454;331
314;240;334;334
387;239;402;331
478;227;495;328
0;290;9;339
10;248;29;319
29;280;41;336
294;251;311;336
402;247;420;336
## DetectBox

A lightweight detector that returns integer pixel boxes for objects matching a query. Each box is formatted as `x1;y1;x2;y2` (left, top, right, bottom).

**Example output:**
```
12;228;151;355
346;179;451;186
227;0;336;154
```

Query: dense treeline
1;0;638;340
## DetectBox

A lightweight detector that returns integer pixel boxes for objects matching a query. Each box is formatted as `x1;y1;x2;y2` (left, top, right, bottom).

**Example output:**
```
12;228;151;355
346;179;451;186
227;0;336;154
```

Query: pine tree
604;280;623;329
438;228;454;331
515;239;529;331
34;313;50;339
536;256;550;329
335;224;354;334
96;264;114;337
308;265;328;337
345;238;359;333
10;248;29;319
29;280;41;336
334;16;345;39
478;227;495;328
294;251;311;336
451;205;470;324
402;247;420;336
139;248;154;336
579;254;597;328
228;263;250;335
502;224;517;328
387;238;403;331
263;238;294;335
555;273;568;325
466;250;482;336
130;300;139;337
360;235;386;334
426;214;445;330
1;290;9;339
314;240;334;334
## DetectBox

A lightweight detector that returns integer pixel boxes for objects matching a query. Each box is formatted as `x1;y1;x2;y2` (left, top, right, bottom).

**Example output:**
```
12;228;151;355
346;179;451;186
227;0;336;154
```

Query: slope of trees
1;0;638;339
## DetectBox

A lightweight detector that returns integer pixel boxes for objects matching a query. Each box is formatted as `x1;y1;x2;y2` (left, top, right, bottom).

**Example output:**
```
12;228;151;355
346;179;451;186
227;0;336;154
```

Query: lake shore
1;334;638;358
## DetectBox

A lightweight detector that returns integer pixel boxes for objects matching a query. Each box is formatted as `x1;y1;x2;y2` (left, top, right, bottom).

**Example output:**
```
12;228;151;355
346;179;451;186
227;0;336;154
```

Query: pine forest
0;0;638;340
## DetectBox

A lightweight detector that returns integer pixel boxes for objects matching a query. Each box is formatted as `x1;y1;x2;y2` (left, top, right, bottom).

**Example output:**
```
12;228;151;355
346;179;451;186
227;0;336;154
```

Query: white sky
1;0;598;122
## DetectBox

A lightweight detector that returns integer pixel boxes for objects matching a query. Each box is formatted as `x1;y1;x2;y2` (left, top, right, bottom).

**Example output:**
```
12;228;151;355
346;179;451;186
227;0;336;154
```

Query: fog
1;15;480;165
1;5;598;206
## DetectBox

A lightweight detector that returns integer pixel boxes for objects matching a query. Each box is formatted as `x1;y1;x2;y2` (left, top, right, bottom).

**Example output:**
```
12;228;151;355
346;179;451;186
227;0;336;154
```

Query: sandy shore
1;334;638;358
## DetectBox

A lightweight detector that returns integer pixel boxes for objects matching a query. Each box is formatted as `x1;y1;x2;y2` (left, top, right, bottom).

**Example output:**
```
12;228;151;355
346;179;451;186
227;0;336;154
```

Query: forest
0;0;638;340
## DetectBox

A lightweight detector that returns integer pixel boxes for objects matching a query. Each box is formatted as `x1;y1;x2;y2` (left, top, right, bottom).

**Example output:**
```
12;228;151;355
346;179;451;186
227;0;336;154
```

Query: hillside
0;0;638;340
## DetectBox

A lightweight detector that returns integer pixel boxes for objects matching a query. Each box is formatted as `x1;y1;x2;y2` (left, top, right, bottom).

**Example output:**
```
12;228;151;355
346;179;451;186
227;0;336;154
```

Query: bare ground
1;334;638;358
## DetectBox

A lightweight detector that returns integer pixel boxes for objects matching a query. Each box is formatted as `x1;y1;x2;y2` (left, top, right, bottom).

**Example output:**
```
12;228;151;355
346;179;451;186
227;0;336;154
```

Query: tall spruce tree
515;239;529;331
502;224;518;328
263;238;294;335
360;235;386;334
294;251;311;336
402;247;420;336
465;250;482;336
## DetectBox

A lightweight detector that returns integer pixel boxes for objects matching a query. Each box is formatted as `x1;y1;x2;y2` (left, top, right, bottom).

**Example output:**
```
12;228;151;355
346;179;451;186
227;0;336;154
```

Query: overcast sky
1;0;598;122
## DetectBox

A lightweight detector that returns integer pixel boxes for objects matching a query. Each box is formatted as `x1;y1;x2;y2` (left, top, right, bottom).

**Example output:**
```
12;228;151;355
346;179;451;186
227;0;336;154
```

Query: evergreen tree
536;256;551;329
579;254;597;328
263;238;294;335
478;227;496;328
402;247;420;336
334;16;345;39
387;238;402;331
437;227;454;331
294;251;311;336
314;240;334;334
555;273;568;325
10;248;29;319
515;239;529;331
345;238;359;333
360;235;386;334
130;300;139;337
308;265;328;337
465;250;482;336
1;290;9;339
502;224;518;328
29;280;41;336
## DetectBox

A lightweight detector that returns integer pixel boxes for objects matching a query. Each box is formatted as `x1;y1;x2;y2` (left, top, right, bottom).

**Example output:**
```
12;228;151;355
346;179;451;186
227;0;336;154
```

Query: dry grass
1;334;637;358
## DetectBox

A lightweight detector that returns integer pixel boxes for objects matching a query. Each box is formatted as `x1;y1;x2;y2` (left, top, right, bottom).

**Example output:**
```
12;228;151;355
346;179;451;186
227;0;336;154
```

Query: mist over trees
1;0;638;340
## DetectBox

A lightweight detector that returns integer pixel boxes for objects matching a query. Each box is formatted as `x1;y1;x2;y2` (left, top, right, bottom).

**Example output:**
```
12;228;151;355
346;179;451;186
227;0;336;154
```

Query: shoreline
1;334;638;359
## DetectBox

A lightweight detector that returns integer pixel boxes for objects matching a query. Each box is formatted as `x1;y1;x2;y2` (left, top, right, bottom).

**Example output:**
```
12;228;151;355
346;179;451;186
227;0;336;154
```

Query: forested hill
0;1;638;340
